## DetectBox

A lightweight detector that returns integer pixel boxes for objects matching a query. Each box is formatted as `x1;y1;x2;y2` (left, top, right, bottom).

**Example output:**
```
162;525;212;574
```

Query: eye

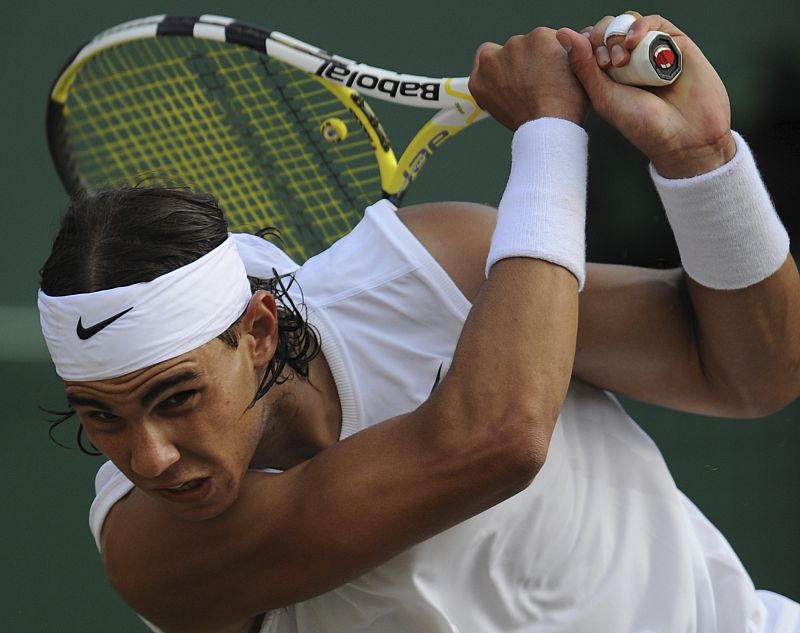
158;390;196;410
86;410;119;424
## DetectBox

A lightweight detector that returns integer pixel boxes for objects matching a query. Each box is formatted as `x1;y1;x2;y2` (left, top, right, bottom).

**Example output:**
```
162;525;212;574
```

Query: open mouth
158;477;211;502
167;479;204;492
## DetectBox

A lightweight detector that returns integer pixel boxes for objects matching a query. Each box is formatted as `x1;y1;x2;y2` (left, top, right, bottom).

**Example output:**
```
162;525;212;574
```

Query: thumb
556;27;613;102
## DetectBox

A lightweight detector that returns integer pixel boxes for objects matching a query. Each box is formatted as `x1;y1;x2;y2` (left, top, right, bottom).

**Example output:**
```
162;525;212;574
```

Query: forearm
686;257;800;416
445;258;578;452
653;133;800;415
573;134;800;417
573;261;800;417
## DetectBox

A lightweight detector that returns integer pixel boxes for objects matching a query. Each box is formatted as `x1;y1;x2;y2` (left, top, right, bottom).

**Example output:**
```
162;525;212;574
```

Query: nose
129;421;180;479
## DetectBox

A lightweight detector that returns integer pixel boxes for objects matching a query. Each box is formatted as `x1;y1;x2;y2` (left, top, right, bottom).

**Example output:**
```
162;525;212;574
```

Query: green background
2;0;798;630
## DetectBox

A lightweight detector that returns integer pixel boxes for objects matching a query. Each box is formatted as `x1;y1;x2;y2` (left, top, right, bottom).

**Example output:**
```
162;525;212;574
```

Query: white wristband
486;118;588;289
651;132;789;289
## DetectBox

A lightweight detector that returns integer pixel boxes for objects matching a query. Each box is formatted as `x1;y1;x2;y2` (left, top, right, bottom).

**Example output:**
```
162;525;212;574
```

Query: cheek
79;423;116;454
228;397;267;446
196;345;265;457
210;342;260;402
200;385;264;456
79;425;134;473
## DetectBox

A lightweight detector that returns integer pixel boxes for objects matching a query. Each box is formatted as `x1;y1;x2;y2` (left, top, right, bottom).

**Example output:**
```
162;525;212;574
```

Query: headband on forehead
38;234;299;382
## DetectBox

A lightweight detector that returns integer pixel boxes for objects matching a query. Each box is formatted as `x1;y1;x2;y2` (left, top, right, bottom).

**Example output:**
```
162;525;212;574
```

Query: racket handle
607;31;682;87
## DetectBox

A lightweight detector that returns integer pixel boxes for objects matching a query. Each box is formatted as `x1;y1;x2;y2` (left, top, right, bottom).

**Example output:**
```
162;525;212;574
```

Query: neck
250;353;341;471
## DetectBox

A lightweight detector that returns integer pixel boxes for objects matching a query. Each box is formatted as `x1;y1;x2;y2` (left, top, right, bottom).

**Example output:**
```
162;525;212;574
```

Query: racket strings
58;37;383;260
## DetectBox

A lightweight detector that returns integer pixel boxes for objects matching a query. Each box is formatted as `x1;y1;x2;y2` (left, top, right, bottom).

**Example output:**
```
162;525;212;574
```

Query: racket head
46;15;396;261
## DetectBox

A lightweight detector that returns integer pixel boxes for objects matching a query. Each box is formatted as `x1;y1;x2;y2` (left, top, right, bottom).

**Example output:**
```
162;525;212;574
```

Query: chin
175;502;233;523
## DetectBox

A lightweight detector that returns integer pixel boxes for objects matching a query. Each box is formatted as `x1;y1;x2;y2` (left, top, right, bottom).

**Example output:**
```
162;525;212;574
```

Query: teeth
168;479;201;491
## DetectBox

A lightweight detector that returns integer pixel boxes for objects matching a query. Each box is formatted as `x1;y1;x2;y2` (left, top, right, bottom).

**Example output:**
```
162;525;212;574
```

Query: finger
557;27;614;96
588;14;620;69
468;41;502;111
594;44;611;69
603;10;642;43
613;13;686;75
600;11;677;69
587;15;615;50
558;25;647;122
624;14;682;49
470;41;502;76
605;35;631;68
602;10;641;63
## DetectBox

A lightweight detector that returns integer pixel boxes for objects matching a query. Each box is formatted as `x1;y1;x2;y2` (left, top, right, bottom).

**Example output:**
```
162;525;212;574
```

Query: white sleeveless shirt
90;200;799;633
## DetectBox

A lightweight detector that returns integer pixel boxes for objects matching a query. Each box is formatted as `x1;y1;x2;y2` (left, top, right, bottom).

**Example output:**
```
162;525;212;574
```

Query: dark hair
40;186;320;454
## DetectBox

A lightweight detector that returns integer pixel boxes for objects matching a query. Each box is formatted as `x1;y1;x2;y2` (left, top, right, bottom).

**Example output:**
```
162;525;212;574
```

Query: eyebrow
66;371;202;411
140;371;202;408
66;394;112;410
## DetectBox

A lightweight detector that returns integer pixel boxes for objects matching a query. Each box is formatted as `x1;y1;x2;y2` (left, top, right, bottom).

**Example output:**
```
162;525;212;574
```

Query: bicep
397;201;495;303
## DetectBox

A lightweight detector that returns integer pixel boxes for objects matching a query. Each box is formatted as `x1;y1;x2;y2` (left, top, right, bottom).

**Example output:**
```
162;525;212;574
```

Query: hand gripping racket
603;12;682;87
47;14;681;262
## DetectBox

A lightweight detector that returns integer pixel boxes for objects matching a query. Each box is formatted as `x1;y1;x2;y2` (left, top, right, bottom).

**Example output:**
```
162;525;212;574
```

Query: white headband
38;234;299;381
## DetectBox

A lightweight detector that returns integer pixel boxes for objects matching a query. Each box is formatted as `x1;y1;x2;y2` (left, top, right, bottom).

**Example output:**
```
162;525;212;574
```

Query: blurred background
2;0;798;629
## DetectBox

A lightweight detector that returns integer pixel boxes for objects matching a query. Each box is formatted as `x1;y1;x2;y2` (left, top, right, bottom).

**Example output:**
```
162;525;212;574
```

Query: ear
240;290;279;368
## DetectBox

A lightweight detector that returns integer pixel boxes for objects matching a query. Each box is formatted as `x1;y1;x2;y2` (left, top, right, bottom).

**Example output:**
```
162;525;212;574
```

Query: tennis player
38;13;800;633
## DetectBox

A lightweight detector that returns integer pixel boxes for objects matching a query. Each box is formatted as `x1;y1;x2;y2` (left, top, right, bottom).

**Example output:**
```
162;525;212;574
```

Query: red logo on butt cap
653;45;676;69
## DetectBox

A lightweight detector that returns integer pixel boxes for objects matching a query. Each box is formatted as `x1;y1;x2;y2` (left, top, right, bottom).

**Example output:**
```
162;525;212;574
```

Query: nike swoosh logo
76;307;134;340
430;362;444;396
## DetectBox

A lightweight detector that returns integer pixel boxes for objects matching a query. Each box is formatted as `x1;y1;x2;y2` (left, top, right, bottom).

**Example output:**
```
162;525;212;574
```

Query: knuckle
473;42;489;59
643;14;664;29
475;41;499;60
471;42;496;74
528;26;555;40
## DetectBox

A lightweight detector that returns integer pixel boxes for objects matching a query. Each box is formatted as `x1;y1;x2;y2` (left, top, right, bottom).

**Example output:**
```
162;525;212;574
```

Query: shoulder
397;202;496;303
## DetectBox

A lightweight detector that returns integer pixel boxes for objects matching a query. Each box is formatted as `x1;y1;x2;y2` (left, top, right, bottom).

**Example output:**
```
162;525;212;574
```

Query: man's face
65;337;266;521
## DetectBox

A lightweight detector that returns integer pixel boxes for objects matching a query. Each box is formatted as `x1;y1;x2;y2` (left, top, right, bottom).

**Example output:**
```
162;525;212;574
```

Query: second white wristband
486;117;588;289
651;132;789;290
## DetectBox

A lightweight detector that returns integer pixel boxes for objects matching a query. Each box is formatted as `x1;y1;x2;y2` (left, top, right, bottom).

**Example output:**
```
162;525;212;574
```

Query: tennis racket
47;14;681;262
46;14;489;261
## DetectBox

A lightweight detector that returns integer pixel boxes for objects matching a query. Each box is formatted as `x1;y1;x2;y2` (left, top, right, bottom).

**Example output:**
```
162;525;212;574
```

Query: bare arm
403;201;800;418
562;13;800;415
100;28;584;633
577;259;800;416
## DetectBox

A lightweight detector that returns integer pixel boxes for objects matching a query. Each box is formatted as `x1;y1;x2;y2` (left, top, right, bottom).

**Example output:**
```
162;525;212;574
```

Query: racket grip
607;31;682;87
